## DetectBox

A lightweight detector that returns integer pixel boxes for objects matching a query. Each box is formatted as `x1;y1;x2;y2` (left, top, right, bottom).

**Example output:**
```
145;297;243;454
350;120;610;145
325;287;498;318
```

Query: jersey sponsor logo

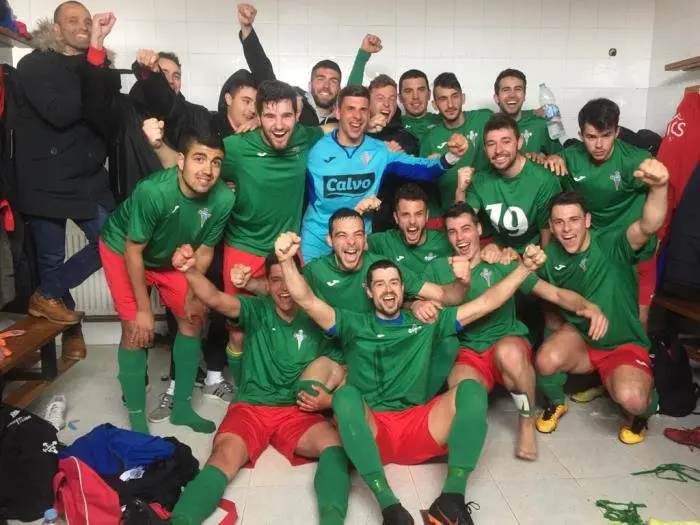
423;252;437;262
572;175;586;182
323;173;376;198
198;208;211;227
436;141;447;150
257;152;268;157
554;264;567;271
522;129;532;147
396;255;405;262
326;279;340;287
480;268;493;287
467;130;479;145
360;152;373;166
294;329;306;350
610;170;622;191
323;156;336;163
170;205;180;215
579;257;588;272
408;324;422;334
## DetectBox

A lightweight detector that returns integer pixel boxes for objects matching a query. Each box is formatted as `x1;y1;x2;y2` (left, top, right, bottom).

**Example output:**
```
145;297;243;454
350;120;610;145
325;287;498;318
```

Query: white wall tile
366;0;397;27
597;0;627;29
185;0;217;23
277;24;309;55
539;28;568;58
569;0;599;29
454;0;485;28
481;28;512;59
540;0;571;28
510;28;541;59
396;26;426;58
483;0;513;27
396;0;427;27
186;22;219;54
513;0;543;28
124;20;157;51
154;0;186;22
626;0;655;29
426;0;455;27
155;21;188;55
424;27;454;58
118;0;155;21
277;0;308;24
453;27;483;57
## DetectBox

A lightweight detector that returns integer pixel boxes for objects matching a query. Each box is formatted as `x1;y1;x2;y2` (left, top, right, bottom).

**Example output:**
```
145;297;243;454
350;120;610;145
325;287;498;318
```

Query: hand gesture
457;166;474;191
576;303;609;341
355;195;381;215
368;113;388;133
448;255;471;285
480;243;502;264
90;12;116;49
410;300;441;324
521;244;547;271
136;49;160;72
297;385;332;412
172;244;196;272
360;34;383;54
237;3;257;28
231;264;253;289
634;158;669;187
142;118;165;148
275;232;301;262
447;133;469;157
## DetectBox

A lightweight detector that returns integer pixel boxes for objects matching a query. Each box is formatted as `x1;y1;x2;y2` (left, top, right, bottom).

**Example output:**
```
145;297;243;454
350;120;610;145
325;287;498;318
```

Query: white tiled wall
9;0;658;139
645;0;700;134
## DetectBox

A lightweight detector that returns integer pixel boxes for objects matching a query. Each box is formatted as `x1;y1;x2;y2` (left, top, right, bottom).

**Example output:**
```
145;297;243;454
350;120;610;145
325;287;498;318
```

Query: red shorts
455;337;532;392
426;217;444;230
217;402;326;466
222;245;266;295
98;240;188;321
637;256;657;307
373;396;447;465
586;344;652;385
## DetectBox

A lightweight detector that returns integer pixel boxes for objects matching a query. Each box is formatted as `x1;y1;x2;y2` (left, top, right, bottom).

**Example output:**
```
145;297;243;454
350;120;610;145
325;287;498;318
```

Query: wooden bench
655;296;700;324
0;316;77;407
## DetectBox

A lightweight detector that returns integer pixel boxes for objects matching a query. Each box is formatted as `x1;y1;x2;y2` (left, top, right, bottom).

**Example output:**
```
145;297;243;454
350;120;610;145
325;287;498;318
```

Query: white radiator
65;221;164;317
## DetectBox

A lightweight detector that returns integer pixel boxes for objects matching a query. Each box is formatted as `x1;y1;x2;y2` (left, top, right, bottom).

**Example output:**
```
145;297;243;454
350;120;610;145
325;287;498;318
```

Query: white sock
166;380;175;396
205;371;224;386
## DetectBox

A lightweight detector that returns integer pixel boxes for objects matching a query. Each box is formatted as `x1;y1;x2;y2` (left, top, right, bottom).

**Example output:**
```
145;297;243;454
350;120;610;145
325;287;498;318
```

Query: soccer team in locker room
91;3;671;525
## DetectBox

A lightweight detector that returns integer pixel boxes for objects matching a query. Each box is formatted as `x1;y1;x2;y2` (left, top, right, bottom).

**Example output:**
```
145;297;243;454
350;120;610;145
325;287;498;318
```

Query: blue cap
44;509;58;520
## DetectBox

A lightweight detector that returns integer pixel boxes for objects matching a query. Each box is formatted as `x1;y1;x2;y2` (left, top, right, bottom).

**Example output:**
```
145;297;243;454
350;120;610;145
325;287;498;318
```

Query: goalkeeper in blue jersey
301;85;468;263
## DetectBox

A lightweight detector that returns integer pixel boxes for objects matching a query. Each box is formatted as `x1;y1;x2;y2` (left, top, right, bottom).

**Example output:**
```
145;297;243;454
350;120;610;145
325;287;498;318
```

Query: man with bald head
14;1;118;358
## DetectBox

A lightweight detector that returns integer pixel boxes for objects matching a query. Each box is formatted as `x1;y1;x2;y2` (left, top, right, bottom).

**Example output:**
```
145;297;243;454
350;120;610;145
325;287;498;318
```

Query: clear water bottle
538;83;566;140
42;508;63;524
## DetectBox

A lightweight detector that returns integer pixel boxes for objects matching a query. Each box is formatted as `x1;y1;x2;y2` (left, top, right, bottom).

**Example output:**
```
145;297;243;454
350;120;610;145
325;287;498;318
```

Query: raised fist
90;12;116;49
142;118;165;148
447;133;469;157
457;166;474;189
172;244;196;272
355;195;381;215
231;264;253;289
522;244;547;272
634;158;669;187
275;232;301;262
237;3;257;28
368;113;388;133
448;255;471;285
361;34;383;54
136;49;160;72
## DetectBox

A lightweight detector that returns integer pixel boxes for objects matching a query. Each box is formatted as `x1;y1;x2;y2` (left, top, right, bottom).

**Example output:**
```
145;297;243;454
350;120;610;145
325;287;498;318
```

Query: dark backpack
649;333;700;417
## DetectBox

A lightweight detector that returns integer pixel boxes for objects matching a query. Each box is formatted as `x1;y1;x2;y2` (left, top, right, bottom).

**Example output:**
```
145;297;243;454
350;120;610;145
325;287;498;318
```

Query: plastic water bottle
538;83;566;140
42;508;63;524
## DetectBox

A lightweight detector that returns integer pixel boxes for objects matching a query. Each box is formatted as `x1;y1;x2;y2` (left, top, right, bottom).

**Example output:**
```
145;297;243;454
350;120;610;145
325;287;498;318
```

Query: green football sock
117;347;149;434
295;379;332;397
314;446;350;525
537;371;567;406
332;386;398;510
443;380;488;495
171;464;228;525
170;333;215;433
642;389;659;419
226;344;243;387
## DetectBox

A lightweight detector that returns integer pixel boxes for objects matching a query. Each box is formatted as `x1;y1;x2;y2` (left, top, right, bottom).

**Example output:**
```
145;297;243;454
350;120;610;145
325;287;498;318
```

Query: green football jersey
425;258;538;352
538;231;651;350
222;124;324;255
234;295;333;406
560;140;651;235
465;159;562;253
420;109;493;216
101;167;234;268
367;229;453;275
517;110;563;155
305;252;427;313
402;112;442;142
333;307;461;410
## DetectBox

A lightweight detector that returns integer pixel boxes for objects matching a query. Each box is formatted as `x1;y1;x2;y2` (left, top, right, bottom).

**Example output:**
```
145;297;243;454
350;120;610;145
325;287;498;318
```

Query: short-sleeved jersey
517;110;563;155
302;132;449;263
221;125;324;256
538;231;651;350
560;140;651;234
420;109;493;216
305;252;427;313
101;167;234;269
367;229;453;275
465;159;562;253
402;112;442;142
425;258;538;351
234;295;332;406
333;308;461;410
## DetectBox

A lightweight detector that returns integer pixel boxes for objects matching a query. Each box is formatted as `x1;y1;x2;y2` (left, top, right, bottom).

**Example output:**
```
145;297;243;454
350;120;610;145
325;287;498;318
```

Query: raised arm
385;133;468;181
275;232;336;331
416;256;471;305
142;118;178;168
347;34;382;85
626;158;669;251
238;3;276;84
456;245;546;326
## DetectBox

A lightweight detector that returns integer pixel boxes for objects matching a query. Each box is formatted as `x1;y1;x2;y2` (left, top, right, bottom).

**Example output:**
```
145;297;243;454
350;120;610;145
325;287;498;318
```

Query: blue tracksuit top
301;131;449;262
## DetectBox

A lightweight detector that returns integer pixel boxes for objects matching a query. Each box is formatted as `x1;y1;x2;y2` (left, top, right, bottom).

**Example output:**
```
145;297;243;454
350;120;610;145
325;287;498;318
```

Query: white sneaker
45;395;67;431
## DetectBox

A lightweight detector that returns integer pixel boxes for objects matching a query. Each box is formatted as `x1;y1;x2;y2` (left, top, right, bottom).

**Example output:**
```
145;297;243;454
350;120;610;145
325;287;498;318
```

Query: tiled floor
10;344;700;525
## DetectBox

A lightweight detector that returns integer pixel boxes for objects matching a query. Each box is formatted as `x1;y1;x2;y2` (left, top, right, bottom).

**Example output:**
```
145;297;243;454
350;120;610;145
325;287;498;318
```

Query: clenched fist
634;158;669;187
90;12;116;49
275;232;301;262
142;118;165;148
172;244;196;272
448;255;471;285
521;244;547;271
136;49;160;72
237;3;257;28
355;195;382;215
231;264;253;289
368;114;388;133
457;166;474;190
361;34;382;54
447;133;469;157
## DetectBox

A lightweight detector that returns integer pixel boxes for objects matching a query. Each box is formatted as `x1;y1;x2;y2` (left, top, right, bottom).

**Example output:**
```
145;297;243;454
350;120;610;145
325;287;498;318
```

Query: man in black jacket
15;1;118;359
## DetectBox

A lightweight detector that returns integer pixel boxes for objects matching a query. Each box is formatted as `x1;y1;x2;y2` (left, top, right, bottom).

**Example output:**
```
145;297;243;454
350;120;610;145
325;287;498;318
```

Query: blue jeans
29;206;108;310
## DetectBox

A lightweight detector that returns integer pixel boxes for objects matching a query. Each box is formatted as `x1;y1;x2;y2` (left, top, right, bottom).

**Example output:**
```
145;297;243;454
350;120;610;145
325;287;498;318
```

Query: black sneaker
426;493;479;525
382;503;414;525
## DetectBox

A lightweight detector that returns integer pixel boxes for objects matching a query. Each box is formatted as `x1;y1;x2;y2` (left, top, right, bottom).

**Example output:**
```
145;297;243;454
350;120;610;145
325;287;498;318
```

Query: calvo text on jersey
323;173;376;198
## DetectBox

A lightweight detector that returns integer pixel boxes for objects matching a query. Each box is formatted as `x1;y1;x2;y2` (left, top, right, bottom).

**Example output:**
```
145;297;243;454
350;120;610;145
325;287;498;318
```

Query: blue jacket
302;131;450;262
